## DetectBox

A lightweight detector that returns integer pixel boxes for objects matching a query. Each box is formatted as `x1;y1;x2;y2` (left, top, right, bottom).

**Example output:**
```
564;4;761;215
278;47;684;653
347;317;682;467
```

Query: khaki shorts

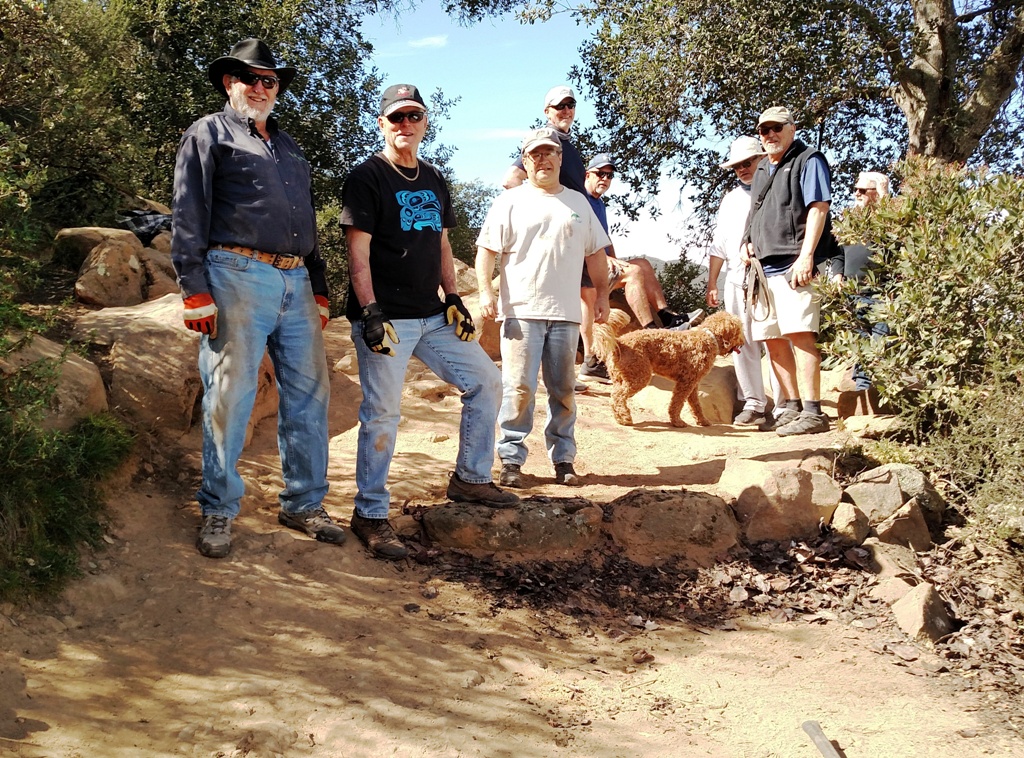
750;274;821;340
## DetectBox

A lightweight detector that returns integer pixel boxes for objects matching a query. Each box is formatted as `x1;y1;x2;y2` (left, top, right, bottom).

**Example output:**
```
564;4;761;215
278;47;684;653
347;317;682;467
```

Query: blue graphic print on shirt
396;190;442;231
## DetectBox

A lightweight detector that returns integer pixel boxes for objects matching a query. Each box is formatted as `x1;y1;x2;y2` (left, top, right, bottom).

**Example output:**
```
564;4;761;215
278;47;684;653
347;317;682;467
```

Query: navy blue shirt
171;104;327;299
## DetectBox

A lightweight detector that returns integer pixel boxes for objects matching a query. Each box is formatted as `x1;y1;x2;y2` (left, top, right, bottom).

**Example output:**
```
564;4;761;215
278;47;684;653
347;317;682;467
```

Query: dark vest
748;139;836;273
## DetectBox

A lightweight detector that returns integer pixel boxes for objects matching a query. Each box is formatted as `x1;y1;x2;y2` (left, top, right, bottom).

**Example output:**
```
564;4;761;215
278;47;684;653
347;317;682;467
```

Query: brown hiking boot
446;472;520;508
278;506;346;544
554;461;580;485
350;514;408;560
196;514;232;559
499;463;524;488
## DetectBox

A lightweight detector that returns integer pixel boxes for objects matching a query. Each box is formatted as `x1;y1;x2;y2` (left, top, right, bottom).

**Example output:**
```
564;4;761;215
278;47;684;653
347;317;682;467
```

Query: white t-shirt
477;184;610;322
710;184;753;285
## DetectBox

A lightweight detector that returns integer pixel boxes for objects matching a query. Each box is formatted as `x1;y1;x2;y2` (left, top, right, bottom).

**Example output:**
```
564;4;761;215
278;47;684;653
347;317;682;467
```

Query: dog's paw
671;417;689;428
695;418;712;427
613;411;634;426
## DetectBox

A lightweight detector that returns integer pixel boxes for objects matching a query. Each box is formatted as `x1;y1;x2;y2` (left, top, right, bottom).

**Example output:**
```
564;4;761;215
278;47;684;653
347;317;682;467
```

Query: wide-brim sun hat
208;38;296;97
720;136;766;169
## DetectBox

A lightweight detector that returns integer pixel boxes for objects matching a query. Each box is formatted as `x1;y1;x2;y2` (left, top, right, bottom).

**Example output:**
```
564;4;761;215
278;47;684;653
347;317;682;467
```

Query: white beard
228;88;271;123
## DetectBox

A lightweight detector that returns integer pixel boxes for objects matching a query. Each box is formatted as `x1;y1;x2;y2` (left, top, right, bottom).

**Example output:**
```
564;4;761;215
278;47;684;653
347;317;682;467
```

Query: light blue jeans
351;313;502;519
496;318;579;467
197;249;330;519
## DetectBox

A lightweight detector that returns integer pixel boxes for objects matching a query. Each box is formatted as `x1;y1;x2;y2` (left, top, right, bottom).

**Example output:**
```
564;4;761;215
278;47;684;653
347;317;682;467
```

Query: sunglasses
551;100;576;111
854;187;877;195
233;71;280;89
385;110;425;124
757;123;787;136
735;158;759;169
594;170;614;179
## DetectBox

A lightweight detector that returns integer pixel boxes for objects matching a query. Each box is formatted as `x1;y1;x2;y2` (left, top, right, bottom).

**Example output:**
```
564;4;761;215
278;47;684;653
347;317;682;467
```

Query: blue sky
362;6;591;186
360;5;700;261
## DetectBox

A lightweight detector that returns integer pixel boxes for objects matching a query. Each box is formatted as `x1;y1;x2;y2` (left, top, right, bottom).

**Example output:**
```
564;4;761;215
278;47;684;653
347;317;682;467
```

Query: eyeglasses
734;158;759;170
593;170;614;179
385;110;425;124
233;71;280;89
550;100;576;111
854;187;877;195
525;148;560;161
757;123;787;136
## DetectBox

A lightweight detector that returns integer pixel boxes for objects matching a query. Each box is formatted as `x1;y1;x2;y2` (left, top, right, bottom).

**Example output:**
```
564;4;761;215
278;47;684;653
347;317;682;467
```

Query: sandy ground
1;321;1021;758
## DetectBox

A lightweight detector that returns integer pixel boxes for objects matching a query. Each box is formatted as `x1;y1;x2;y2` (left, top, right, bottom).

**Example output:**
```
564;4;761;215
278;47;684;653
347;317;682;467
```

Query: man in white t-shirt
476;127;610;488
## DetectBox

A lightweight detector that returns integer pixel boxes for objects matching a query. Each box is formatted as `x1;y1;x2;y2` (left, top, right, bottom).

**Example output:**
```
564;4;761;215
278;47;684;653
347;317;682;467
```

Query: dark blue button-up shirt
171;104;327;298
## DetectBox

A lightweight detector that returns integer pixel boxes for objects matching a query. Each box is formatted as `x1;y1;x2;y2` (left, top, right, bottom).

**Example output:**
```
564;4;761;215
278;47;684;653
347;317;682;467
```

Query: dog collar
700;326;722;353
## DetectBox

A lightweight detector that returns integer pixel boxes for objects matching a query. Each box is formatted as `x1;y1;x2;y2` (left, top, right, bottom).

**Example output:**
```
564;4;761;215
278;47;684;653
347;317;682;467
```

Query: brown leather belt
212;244;304;270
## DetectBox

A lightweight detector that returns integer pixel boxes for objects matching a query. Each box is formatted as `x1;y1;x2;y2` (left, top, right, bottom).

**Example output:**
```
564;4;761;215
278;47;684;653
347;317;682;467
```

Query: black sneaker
733;409;768;426
758;408;801;432
776;411;831;437
446;472;520;508
554;461;580;485
350;514;409;560
196;514;232;559
499;462;524;488
579;355;611;384
278;506;346;544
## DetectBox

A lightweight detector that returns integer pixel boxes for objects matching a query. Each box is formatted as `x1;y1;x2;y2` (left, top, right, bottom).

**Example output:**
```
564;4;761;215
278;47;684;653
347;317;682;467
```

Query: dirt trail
1;322;1020;757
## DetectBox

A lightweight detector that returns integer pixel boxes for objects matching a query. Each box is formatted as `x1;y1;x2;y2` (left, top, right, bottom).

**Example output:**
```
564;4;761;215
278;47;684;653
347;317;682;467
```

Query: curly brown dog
592;310;745;427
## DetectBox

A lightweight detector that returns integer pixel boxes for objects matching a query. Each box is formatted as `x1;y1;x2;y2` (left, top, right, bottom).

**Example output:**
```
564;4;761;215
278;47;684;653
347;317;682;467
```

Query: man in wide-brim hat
706;135;777;428
171;39;343;560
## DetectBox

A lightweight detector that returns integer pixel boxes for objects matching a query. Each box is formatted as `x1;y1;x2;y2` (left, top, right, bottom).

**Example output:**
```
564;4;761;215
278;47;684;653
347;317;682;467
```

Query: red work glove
315;295;329;330
183;293;218;338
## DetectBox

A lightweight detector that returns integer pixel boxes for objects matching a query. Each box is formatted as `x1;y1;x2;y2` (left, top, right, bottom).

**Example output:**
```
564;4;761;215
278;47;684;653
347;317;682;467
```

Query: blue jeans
197;249;330;519
851;294;891;391
496;318;579;467
351;313;502;519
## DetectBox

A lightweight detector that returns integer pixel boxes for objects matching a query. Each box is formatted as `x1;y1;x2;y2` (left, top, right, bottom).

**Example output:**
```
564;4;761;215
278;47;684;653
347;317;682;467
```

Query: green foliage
446;0;1024;235
316;201;350;315
448;179;499;266
0;286;133;602
656;257;706;317
821;158;1024;433
921;381;1024;542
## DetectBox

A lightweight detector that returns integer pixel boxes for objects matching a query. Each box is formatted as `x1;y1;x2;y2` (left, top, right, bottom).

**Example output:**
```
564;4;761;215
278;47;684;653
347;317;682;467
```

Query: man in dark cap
172;39;342;559
340;83;519;561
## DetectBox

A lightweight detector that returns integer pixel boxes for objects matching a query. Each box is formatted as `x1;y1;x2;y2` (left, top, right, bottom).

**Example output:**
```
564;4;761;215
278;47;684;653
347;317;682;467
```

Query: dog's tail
591;309;632;364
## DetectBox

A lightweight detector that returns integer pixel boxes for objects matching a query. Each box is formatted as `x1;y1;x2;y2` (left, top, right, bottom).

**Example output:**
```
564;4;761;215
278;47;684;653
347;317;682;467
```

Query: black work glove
444;293;477;342
360;302;399;356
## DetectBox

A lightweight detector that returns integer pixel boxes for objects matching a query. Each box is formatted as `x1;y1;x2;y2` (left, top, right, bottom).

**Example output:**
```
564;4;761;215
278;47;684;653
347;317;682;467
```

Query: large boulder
719;458;842;543
844;468;905;524
0;332;107;431
72;294;276;440
875;498;932;552
138;247;180;300
75;239;146;307
421;500;604;560
605;488;739;567
52;227;143;271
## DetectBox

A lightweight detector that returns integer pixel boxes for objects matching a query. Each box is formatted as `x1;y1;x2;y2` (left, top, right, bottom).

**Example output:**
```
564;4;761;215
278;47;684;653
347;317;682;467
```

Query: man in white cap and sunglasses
477;127;610;488
341;83;519;560
741;106;840;436
173;38;340;559
706;136;774;426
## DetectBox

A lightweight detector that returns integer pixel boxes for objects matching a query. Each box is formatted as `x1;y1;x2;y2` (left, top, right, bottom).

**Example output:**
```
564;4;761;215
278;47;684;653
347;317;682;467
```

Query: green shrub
657;257;707;316
0;286;133;602
821;158;1024;542
822;158;1024;434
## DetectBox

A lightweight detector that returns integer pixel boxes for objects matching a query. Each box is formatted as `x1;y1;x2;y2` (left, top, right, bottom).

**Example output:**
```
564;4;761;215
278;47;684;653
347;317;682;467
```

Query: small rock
430;433;450;443
831;502;870;545
876;498;932;552
420;586;439;599
403;603;421;613
461;670;485;689
632;650;655;664
892;582;955;644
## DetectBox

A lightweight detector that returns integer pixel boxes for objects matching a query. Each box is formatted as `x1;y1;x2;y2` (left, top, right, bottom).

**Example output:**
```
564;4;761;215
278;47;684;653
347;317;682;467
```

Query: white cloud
408;35;448;49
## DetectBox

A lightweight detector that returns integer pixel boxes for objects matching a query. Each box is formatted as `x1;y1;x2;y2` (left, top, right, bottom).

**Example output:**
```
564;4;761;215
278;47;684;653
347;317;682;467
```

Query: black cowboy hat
208;38;296;97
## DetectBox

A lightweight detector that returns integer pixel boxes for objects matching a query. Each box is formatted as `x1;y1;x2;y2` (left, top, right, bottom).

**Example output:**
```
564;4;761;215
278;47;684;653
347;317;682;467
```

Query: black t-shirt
341;154;457;319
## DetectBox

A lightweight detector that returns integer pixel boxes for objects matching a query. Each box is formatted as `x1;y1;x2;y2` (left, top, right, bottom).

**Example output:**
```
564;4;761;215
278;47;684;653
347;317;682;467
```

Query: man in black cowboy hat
172;38;342;559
